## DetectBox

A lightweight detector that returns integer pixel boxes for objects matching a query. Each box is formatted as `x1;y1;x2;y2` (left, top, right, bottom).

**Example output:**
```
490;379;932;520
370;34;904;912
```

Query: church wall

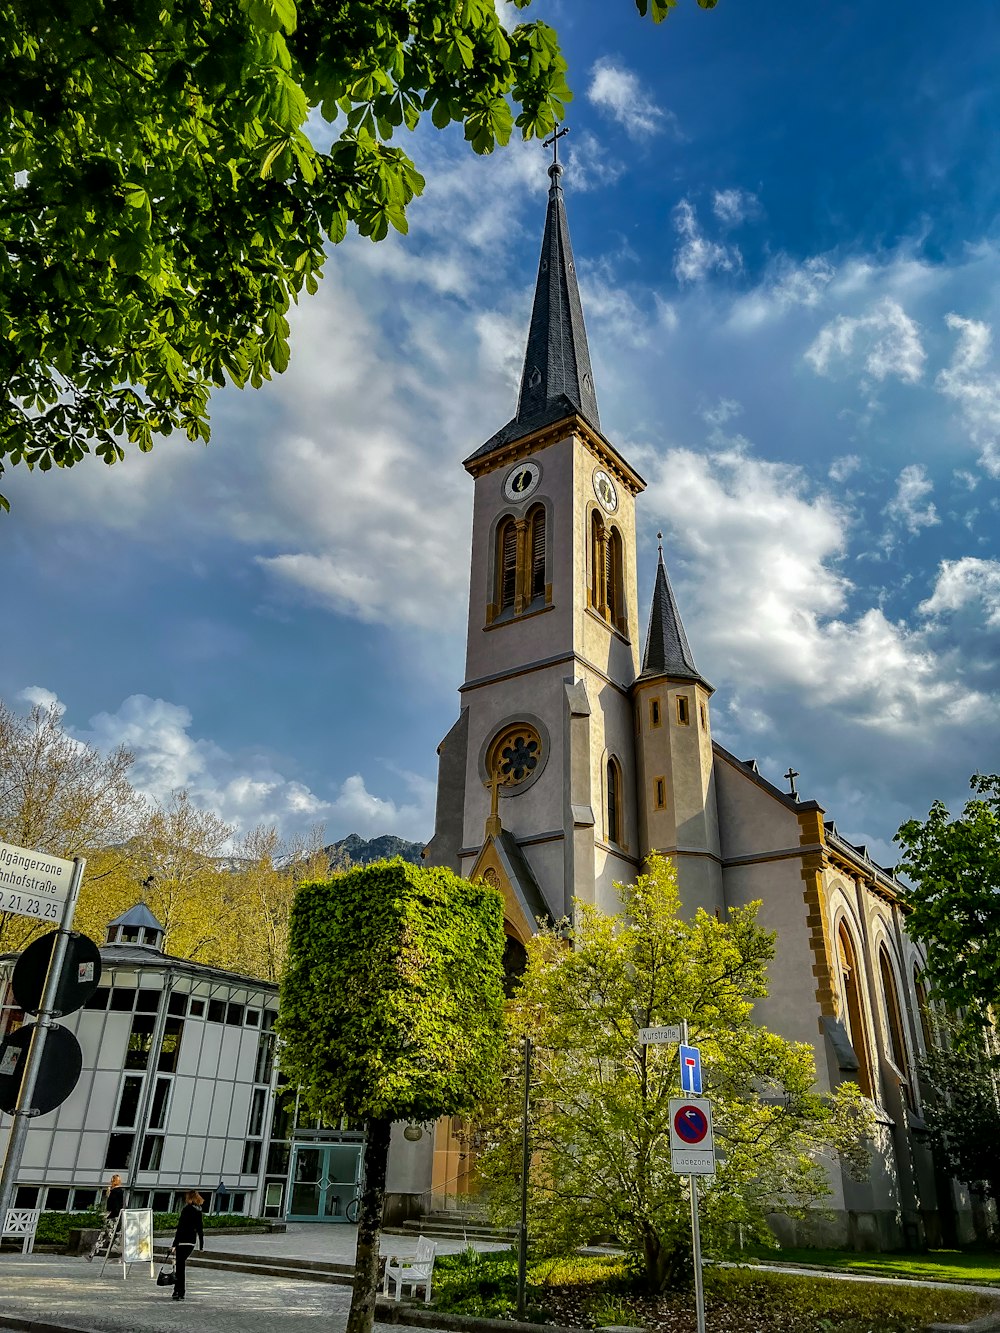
714;752;802;860
722;856;827;1062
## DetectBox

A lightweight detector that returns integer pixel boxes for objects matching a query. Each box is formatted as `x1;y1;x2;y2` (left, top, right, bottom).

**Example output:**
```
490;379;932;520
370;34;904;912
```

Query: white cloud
712;188;760;227
77;693;434;842
805;297;926;386
673;199;741;285
828;454;862;483
645;444;991;734
587;57;674;138
919;557;1000;628
936;313;1000;476
702;398;742;427
18;685;62;713
883;463;940;535
727;256;834;331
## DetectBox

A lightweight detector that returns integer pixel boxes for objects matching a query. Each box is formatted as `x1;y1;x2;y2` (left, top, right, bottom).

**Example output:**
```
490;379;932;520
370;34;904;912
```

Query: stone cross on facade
784;767;800;799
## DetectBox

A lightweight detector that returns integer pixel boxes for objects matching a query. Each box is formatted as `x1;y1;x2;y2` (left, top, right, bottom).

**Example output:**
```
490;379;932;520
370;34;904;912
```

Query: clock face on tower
503;460;541;502
593;468;618;513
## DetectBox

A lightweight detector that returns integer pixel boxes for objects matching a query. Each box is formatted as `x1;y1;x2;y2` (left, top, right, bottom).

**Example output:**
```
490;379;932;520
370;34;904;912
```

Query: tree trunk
643;1225;691;1292
346;1116;393;1333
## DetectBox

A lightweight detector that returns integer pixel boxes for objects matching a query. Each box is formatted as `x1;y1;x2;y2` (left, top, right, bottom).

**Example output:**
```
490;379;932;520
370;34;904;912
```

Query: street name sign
638;1025;682;1044
668;1097;715;1176
0;840;73;923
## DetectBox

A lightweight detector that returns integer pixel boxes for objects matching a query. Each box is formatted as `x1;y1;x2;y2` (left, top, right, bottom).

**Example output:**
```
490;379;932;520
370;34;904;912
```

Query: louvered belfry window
500;520;517;609
530;506;545;601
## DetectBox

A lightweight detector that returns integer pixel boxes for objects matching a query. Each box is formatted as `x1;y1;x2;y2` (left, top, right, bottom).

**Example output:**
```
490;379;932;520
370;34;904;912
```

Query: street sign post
0;848;86;1224
638;1025;682;1044
12;931;102;1016
668;1097;715;1175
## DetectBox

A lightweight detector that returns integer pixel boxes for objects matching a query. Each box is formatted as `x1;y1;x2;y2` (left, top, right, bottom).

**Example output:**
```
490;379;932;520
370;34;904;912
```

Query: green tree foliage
919;1017;1000;1203
895;775;1000;1019
0;695;323;974
0;0;716;509
277;858;506;1333
476;855;871;1292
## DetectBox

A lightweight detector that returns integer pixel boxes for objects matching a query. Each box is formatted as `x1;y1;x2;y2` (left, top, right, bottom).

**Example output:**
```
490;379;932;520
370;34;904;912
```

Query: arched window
606;526;625;631
913;969;935;1053
837;922;874;1098
528;505;546;603
879;946;910;1077
590;511;606;613
607;756;622;846
497;518;517;611
502;934;528;998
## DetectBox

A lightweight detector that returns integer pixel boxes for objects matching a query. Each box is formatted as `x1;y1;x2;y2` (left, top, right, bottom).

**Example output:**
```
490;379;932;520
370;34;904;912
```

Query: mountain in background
323;832;425;872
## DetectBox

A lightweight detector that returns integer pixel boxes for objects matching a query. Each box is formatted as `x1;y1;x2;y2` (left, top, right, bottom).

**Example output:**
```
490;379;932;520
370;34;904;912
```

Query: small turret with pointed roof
466;139;601;463
105;902;165;952
639;535;713;691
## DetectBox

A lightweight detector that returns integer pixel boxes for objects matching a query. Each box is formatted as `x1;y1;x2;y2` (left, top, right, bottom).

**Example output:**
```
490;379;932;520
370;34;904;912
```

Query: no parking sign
668;1097;715;1175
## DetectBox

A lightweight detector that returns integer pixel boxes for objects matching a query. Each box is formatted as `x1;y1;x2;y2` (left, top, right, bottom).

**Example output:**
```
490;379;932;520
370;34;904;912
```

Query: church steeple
467;152;601;462
639;539;712;691
515;158;600;432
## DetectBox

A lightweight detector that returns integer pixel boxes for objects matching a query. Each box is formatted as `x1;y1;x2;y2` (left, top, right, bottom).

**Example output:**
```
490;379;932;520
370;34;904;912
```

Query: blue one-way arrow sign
679;1043;702;1095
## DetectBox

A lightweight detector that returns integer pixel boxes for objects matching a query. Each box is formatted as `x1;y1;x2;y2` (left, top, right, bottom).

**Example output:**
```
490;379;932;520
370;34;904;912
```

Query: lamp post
515;1035;531;1321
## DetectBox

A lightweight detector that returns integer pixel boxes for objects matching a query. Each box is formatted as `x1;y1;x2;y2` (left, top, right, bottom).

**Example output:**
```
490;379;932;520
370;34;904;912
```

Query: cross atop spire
465;132;601;464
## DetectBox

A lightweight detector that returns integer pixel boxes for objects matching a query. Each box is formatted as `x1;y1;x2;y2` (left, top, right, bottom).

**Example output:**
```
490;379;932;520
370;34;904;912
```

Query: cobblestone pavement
0;1255;450;1333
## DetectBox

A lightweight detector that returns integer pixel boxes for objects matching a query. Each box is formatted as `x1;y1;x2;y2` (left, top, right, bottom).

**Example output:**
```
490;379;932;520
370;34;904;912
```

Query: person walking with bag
169;1190;204;1300
87;1174;124;1261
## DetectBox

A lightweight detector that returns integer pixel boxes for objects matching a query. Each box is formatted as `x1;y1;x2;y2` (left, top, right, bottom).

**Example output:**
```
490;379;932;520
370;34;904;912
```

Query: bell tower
425;150;646;929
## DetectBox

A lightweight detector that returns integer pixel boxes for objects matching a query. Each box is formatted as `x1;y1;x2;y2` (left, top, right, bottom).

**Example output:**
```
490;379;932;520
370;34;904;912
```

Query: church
425;152;973;1250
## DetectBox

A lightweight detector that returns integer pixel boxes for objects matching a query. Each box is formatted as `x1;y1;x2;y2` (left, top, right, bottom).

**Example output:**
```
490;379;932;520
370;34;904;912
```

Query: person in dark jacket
87;1174;124;1260
169;1190;204;1299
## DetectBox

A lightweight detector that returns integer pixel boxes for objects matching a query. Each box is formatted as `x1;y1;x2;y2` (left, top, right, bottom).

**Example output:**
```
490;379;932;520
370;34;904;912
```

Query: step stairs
391;1213;515;1243
152;1243;355;1285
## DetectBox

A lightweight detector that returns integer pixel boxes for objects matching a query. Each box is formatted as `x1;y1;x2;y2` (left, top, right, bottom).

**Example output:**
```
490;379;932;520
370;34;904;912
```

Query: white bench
383;1235;436;1303
3;1208;40;1254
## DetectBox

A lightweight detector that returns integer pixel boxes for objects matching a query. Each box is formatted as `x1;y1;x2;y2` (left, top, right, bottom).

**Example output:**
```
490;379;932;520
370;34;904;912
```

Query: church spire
514;146;600;432
639;537;712;690
466;139;601;464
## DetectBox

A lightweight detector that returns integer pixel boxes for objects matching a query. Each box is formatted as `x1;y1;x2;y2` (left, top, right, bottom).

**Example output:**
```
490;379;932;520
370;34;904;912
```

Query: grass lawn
431;1247;1000;1331
744;1244;1000;1286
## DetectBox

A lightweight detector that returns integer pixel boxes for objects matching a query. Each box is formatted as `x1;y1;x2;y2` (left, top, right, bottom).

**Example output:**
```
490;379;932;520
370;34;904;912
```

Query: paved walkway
0;1227;506;1333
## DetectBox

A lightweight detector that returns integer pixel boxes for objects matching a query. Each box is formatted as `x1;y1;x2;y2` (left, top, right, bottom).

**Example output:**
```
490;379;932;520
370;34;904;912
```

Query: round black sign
0;1023;83;1116
12;931;102;1017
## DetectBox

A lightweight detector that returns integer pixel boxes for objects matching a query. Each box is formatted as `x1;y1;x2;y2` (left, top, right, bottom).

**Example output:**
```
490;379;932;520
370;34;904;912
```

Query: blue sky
4;0;1000;865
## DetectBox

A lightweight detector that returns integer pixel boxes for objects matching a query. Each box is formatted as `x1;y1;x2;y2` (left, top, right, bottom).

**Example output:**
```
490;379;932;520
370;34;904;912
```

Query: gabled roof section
465;160;600;466
637;545;712;690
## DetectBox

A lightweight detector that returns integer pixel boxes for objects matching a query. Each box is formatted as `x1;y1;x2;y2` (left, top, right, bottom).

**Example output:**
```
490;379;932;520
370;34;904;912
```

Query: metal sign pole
0;856;86;1222
680;1019;707;1333
515;1035;532;1321
690;1172;706;1333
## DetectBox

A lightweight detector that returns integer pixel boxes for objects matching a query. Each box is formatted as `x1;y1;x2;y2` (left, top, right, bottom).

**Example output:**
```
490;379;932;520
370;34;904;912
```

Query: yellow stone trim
464;415;646;495
797;814;836;1017
469;838;533;944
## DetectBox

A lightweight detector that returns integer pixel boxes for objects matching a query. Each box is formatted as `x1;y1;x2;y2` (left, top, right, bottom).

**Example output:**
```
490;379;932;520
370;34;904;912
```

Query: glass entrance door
288;1142;362;1222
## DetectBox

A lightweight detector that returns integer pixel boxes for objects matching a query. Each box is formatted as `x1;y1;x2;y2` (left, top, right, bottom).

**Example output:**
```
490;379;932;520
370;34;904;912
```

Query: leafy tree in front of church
475;855;871;1291
0;0;716;510
918;1016;1000;1206
895;774;1000;1021
277;858;507;1333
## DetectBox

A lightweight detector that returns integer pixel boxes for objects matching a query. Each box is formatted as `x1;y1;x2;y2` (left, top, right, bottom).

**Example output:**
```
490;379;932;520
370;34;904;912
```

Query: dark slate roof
465;162;600;466
107;903;164;932
637;547;712;690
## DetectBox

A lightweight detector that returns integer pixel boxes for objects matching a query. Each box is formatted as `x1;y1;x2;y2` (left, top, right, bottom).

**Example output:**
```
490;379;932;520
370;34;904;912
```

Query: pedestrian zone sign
668;1097;715;1176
